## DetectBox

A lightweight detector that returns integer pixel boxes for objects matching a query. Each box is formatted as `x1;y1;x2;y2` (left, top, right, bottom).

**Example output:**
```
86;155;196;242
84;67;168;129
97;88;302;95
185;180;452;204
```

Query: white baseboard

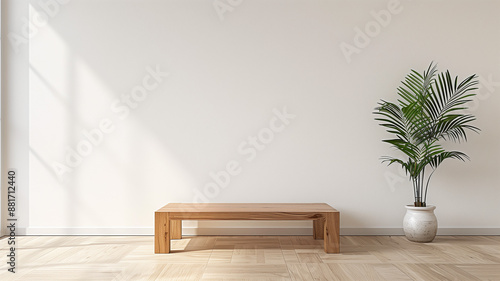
20;227;500;236
435;228;500;235
341;228;500;235
340;228;404;235
22;227;153;235
182;227;313;236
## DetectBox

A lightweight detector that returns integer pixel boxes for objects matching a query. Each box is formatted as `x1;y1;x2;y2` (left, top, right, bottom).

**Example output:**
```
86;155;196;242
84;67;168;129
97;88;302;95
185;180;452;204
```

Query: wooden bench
155;203;340;254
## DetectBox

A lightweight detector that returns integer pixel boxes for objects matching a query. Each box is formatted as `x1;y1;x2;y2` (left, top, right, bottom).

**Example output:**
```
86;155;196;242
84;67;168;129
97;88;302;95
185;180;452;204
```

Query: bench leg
171;220;182;239
324;212;340;253
155;212;170;253
313;219;324;239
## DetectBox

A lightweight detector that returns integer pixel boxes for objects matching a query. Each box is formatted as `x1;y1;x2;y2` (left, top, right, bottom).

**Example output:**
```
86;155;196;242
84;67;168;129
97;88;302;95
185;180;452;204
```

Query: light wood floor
1;235;499;280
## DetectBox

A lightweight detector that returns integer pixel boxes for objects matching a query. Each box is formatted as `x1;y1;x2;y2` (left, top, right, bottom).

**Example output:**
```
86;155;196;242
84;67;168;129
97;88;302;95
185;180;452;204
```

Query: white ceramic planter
403;205;438;243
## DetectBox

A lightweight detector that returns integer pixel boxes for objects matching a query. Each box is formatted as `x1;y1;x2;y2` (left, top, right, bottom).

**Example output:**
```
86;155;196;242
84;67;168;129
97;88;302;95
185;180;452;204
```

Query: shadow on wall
28;0;345;207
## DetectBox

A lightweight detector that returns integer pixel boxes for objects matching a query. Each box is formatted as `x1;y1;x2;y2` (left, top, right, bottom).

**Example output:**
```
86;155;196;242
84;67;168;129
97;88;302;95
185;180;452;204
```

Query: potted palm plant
374;63;480;242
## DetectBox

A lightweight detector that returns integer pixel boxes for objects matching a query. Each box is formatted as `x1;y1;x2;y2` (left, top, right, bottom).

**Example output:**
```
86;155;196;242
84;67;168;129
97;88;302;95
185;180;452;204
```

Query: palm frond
428;151;470;169
425;71;480;141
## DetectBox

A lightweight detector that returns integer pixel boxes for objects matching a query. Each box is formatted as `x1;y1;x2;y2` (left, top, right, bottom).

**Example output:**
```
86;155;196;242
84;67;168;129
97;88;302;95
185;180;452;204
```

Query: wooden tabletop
156;203;338;213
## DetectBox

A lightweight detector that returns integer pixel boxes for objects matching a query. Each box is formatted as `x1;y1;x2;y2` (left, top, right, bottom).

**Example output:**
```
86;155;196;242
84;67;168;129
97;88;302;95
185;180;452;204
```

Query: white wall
2;0;30;236
2;0;500;235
